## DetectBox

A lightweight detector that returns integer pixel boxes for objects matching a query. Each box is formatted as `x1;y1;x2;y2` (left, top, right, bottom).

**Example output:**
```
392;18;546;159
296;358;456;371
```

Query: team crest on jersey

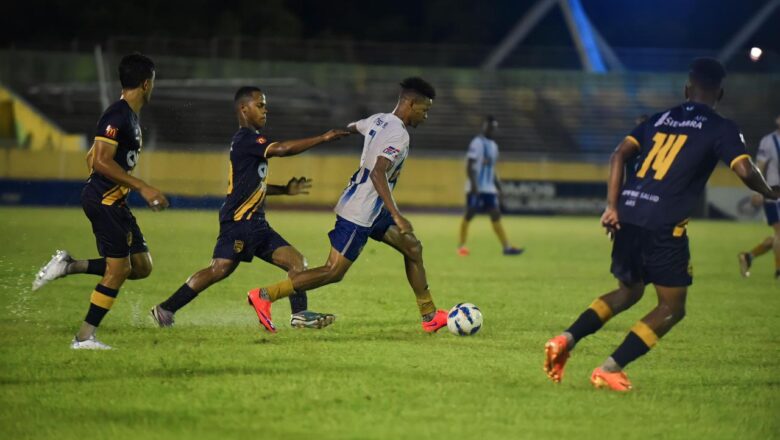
382;146;401;159
233;240;244;253
105;125;118;139
256;136;267;145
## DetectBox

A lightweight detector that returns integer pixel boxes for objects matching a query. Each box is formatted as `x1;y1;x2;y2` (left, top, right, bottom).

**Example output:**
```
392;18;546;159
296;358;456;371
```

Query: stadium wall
0;149;745;214
0;85;85;151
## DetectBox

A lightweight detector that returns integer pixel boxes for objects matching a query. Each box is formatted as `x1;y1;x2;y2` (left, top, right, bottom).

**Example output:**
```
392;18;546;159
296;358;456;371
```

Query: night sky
2;0;778;51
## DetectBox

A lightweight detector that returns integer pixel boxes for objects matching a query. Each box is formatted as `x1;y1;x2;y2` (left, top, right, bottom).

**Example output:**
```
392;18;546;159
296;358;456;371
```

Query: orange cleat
590;367;632;392
457;246;470;257
544;335;570;383
422;309;448;333
247;288;277;333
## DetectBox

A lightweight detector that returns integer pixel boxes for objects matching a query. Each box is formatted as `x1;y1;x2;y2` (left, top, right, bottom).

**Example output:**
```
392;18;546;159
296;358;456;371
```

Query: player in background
738;114;780;279
457;115;523;256
543;58;780;391
246;77;450;333
32;53;169;349
150;87;349;329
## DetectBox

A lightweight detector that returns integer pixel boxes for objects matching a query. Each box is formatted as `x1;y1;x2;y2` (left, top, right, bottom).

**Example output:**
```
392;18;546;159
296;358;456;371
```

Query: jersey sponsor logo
126;150;138;168
257;162;268;179
382;146;401;159
256;136;267;144
105;125;118;139
655;113;703;130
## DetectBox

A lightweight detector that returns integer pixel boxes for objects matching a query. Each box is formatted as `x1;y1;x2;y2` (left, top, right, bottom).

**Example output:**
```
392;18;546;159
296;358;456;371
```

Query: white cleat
32;250;71;291
70;335;113;350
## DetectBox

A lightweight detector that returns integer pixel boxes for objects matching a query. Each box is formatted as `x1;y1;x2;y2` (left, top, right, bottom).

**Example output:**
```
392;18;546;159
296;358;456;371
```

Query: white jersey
335;113;410;226
756;132;780;187
465;135;499;194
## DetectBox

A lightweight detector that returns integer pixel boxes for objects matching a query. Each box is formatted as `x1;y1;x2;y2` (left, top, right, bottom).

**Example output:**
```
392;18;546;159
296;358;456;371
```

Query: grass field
0;206;777;439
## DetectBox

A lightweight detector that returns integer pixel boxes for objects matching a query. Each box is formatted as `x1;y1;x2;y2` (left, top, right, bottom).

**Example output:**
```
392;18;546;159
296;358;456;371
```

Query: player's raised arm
370;156;412;234
731;156;779;200
601;137;640;233
90;139;169;210
266;177;313;196
264;129;350;158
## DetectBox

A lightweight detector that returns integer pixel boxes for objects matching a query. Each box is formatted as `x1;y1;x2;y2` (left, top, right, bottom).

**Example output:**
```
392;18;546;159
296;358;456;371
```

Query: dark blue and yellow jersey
219;128;275;223
84;99;142;206
618;102;749;230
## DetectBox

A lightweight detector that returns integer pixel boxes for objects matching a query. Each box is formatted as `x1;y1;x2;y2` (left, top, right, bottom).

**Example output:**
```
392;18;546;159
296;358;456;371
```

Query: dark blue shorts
328;210;396;262
610;223;692;287
212;219;290;263
764;200;780;226
81;193;148;258
466;193;499;212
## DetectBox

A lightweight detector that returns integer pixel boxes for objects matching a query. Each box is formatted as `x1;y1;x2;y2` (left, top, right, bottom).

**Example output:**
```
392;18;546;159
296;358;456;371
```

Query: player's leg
458;194;478;256
486;195;523;255
261;234;336;329
738;236;773;277
379;223;447;332
247;216;366;332
590;285;686;392
248;247;352;332
72;256;131;349
152;258;239;327
544;223;644;383
32;251;106;290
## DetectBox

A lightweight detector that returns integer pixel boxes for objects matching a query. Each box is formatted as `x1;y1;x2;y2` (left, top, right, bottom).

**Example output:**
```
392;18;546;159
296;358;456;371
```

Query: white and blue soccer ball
447;303;482;336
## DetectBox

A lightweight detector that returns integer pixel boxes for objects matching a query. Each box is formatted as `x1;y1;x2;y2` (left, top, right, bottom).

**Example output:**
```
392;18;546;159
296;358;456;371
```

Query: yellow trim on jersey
263;142;278;159
630;321;659;348
101;185;130;205
246;188;267;220
729;154;750;170
90;291;116;309
227;161;234;195
624;136;640;147
94;136;119;146
673;219;689;237
233;186;263;221
588;298;613;322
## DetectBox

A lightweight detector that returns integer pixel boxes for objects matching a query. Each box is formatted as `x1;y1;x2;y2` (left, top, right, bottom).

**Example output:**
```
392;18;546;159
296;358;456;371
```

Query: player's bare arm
346;122;360;134
264;129;350;158
731;156;780;200
91;139;169;210
601;137;640;233
266;177;313;196
371;156;412;234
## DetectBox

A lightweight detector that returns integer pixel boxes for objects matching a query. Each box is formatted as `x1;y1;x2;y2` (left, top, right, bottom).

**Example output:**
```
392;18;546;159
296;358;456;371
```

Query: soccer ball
447;303;483;336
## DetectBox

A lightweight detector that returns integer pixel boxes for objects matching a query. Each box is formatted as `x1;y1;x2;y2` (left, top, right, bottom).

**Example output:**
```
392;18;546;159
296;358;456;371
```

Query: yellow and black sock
565;298;613;344
160;283;199;313
610;321;659;368
84;284;119;327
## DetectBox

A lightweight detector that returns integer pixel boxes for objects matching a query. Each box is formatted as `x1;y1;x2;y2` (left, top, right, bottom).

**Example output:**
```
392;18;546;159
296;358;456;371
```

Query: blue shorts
466;193;499;212
212;219;290;263
328;210;396;262
610;223;692;287
764;200;780;226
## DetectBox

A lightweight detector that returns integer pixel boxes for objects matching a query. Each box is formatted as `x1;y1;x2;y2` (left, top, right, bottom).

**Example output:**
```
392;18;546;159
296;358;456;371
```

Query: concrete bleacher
15;56;778;157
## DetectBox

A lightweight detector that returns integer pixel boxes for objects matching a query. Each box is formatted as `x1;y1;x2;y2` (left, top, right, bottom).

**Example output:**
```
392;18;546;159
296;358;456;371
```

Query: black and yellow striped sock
565;298;613;344
84;284;119;327
611;321;659;368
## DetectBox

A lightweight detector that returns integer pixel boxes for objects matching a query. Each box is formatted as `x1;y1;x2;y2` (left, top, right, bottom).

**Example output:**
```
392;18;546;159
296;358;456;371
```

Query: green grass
0;207;777;439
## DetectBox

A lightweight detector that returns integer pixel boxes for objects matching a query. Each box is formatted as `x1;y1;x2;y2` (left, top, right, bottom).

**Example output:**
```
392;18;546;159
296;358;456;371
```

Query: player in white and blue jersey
246;78;451;334
457;115;523;256
738;114;780;278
